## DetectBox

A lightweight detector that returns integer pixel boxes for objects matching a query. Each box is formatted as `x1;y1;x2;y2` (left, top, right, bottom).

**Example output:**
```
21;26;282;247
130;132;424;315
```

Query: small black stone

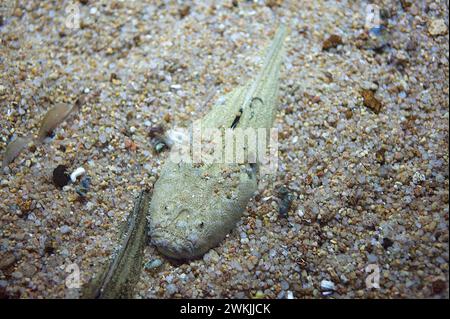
53;165;70;188
382;237;394;250
277;186;295;218
44;242;55;255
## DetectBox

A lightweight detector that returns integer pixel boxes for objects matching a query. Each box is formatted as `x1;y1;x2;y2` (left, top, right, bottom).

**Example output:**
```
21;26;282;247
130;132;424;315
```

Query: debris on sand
322;34;343;50
361;89;383;114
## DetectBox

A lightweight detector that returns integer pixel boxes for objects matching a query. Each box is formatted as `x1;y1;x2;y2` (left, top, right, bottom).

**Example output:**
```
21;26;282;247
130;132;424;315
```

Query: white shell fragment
70;167;86;183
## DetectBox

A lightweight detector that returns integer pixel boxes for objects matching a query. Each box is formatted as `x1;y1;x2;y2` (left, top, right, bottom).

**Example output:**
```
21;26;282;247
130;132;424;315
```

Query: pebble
428;19;448;36
361;89;382;114
21;263;37;277
412;172;426;184
166;284;178;296
0;253;16;270
276;186;295;218
144;259;163;270
11;271;23;280
322;34;343;50
320;280;336;291
52;165;71;188
280;280;290;290
60;225;71;234
99;133;107;144
367;254;378;263
253;291;265;299
203;249;220;263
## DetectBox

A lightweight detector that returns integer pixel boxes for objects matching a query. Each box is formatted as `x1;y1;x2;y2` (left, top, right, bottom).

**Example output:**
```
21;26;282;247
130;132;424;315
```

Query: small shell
70;167;86;183
37;103;74;142
2;136;32;170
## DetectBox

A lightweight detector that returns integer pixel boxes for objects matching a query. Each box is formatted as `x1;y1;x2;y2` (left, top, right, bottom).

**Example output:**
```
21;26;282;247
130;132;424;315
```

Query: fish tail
242;25;287;108
239;25;287;129
257;24;288;85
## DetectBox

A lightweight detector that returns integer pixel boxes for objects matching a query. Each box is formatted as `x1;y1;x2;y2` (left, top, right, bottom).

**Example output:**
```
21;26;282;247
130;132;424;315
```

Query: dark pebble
179;5;191;19
59;144;66;152
52;165;70;188
431;279;446;295
277;186;295;218
81;176;91;189
75;176;91;197
151;136;168;153
375;148;386;164
148;125;165;138
44;238;56;255
361;89;383;114
382;237;394;250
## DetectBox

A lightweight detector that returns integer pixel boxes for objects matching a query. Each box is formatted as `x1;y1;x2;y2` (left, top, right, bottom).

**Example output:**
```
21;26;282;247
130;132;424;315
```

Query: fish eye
199;222;204;228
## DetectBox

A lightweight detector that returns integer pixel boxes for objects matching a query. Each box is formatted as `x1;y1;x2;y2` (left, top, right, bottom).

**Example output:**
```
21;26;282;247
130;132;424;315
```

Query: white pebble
320;279;336;291
99;133;107;144
60;225;71;234
70;167;86;183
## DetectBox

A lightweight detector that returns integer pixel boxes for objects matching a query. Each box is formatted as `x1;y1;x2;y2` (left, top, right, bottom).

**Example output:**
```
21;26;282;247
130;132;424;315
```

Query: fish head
148;161;257;259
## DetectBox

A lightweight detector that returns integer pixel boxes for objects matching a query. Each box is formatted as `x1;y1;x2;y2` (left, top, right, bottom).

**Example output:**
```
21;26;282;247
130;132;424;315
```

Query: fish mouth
150;228;196;259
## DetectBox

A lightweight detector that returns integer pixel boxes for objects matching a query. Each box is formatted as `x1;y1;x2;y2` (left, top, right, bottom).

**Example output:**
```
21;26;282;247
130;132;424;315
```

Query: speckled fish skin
149;26;287;260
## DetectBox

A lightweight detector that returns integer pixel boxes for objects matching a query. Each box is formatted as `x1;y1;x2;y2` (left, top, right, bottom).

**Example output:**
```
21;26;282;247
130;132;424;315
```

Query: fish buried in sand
149;26;287;259
36;102;74;143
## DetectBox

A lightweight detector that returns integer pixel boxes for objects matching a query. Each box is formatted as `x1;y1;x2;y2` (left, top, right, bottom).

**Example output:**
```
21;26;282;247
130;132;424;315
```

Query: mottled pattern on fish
149;26;287;259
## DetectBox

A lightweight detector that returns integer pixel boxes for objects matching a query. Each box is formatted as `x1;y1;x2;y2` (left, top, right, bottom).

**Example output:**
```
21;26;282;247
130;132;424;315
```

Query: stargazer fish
149;25;287;259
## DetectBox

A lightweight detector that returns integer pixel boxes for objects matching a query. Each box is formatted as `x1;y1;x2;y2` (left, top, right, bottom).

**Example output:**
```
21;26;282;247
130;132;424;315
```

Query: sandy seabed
0;0;448;298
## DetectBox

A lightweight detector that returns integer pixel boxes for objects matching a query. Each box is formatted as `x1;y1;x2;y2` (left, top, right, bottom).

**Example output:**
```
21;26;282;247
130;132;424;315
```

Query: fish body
37;102;73;143
1;135;32;170
149;26;287;259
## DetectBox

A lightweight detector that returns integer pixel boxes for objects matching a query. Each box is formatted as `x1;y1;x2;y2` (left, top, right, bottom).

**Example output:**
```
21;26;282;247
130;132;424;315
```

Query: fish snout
150;229;196;259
